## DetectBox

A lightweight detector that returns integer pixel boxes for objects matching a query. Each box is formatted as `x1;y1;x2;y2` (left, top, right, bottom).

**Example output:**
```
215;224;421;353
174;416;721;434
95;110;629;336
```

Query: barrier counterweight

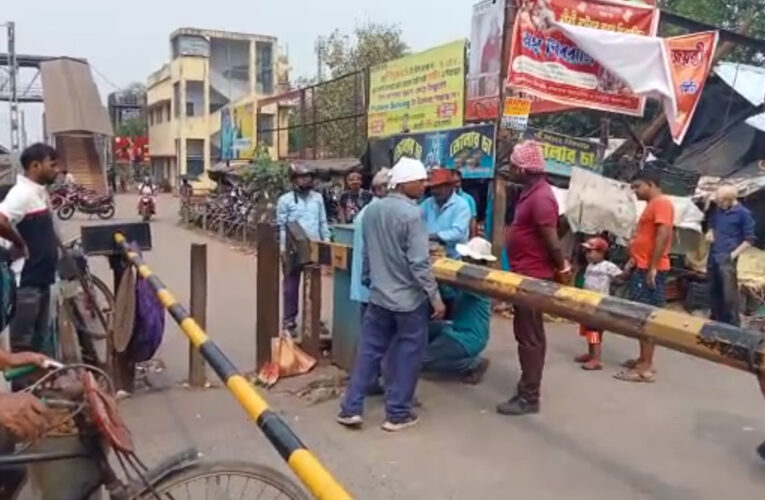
114;234;352;500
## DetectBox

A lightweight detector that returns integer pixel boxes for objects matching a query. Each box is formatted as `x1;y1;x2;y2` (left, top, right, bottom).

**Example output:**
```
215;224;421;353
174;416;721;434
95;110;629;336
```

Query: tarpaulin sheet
40;58;113;136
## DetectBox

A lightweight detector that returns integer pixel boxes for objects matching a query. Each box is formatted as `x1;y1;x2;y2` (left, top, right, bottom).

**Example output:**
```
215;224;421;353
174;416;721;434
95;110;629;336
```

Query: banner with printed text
507;0;659;116
368;40;466;137
391;124;496;179
664;31;718;145
523;127;601;177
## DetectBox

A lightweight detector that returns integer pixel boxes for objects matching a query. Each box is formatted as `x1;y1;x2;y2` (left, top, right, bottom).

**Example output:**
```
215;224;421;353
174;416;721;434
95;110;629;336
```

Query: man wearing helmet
276;163;331;335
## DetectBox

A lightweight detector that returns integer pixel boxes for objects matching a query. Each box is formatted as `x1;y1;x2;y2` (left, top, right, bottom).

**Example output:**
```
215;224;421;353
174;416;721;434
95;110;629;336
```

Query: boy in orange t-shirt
615;169;674;384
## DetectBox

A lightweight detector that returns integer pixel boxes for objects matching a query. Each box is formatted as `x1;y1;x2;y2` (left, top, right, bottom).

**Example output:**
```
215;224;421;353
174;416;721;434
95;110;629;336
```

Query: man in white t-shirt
0;143;60;366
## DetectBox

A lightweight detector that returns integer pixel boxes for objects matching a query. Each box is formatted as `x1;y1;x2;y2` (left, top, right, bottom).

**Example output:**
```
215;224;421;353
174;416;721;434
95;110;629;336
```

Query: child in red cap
575;236;625;370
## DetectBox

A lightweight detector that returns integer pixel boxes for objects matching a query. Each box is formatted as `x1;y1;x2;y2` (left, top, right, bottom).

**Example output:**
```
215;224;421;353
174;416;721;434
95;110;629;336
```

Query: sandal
582;360;603;371
613;370;655;383
574;353;592;363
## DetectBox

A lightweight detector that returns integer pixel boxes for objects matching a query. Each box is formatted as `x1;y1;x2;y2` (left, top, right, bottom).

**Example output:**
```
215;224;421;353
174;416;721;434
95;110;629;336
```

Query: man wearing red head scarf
497;140;570;416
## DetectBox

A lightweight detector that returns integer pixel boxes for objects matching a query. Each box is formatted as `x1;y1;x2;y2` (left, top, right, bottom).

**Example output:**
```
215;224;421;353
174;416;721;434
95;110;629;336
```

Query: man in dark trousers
705;185;755;327
338;157;445;432
497;140;569;416
0;143;61;363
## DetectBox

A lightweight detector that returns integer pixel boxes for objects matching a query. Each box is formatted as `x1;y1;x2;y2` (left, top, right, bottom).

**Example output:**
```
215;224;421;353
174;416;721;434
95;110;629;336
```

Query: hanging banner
502;97;532;130
664;31;718;145
368;40;466;137
391;124;496;179
523;128;601;177
220;103;254;160
466;0;507;121
507;0;659;116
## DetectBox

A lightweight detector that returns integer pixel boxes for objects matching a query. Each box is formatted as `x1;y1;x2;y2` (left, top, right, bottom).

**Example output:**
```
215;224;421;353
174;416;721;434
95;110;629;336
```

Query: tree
113;83;148;137
658;0;765;62
293;23;408;158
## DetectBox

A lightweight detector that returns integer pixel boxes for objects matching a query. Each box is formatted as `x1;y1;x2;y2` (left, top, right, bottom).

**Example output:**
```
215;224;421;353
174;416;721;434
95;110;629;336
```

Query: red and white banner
664;32;718;144
556;22;718;144
507;0;659;116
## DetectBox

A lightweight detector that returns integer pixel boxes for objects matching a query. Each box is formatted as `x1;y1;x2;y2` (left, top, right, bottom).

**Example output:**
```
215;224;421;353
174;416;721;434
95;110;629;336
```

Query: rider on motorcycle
137;176;157;216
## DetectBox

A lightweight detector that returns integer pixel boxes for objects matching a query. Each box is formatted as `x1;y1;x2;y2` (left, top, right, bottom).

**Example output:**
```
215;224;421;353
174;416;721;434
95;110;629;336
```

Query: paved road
58;194;765;499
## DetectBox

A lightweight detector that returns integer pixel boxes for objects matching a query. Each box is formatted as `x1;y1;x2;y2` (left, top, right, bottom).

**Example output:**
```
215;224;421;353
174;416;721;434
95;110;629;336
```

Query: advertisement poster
664;31;718;145
523;127;601;177
114;136;148;163
502;97;533;130
220;103;254;160
368;40;466;137
507;0;659;116
391;124;496;179
466;0;506;121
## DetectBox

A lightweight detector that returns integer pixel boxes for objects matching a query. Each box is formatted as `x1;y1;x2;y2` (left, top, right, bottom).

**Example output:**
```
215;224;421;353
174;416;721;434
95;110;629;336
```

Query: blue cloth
627;269;668;307
350;199;378;304
423;323;478;375
341;302;429;420
709;204;755;264
457;188;478;218
420;192;471;258
276;190;330;250
447;289;491;356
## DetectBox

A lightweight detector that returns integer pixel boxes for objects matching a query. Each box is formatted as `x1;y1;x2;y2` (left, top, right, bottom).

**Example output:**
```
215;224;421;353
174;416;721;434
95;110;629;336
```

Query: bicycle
0;363;310;499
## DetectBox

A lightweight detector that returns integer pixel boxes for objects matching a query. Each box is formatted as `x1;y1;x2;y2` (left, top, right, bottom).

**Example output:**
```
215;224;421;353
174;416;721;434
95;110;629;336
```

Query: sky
1;0;473;145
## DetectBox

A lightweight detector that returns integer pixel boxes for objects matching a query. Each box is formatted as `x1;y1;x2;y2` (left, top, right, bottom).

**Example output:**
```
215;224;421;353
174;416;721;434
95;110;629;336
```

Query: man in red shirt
497;140;570;416
615;168;674;383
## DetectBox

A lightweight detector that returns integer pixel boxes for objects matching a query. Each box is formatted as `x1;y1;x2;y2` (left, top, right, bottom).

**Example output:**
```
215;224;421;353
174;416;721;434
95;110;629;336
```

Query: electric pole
7;22;19;155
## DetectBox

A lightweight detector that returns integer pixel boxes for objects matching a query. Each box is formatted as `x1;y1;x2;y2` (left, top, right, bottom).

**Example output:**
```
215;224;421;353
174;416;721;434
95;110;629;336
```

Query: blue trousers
341;301;429;420
422;324;477;375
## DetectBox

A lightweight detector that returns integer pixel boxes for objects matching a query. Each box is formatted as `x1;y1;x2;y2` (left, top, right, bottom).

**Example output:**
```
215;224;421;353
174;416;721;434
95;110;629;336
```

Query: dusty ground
47;193;765;499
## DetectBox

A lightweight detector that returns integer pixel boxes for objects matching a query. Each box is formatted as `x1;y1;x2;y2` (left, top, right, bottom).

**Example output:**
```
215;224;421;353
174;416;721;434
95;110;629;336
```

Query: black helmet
289;162;314;179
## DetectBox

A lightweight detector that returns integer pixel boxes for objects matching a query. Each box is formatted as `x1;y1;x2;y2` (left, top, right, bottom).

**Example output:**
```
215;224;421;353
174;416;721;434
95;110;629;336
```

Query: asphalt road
52;193;765;500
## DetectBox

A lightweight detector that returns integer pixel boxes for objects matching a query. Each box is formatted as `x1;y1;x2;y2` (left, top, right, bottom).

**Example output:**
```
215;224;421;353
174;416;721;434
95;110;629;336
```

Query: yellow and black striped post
114;234;352;500
305;240;765;382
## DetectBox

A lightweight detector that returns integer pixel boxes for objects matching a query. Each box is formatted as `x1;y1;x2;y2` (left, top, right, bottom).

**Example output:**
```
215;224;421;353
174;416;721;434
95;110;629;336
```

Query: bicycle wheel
141;460;310;500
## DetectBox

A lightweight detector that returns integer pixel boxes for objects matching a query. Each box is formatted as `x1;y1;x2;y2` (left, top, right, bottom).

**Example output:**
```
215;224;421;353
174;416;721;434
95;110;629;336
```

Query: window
155;108;163;124
256;113;274;147
173;83;181;118
186;102;195;117
149;110;154;126
165;104;171;122
173;35;210;58
256;42;274;94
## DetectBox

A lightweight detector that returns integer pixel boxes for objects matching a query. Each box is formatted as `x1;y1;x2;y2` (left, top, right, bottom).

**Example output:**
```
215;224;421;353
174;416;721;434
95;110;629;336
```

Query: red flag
663;31;719;144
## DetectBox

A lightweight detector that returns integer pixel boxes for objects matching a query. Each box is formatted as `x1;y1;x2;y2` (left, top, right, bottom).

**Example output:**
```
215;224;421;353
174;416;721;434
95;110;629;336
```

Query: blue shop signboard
391;124;496;179
522;128;602;177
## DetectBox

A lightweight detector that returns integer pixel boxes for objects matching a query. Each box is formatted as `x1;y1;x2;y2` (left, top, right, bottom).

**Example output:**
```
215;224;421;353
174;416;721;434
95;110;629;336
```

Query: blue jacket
276;190;330;250
350;199;377;303
421;192;471;258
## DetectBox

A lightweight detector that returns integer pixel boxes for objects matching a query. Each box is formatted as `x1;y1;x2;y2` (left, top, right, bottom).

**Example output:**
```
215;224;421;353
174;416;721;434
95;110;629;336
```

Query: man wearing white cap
339;157;445;432
422;237;493;384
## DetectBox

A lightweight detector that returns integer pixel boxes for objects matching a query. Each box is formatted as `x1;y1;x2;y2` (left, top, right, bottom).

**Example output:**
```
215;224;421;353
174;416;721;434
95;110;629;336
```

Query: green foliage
240;146;290;202
658;0;765;63
292;22;408;159
115;117;147;138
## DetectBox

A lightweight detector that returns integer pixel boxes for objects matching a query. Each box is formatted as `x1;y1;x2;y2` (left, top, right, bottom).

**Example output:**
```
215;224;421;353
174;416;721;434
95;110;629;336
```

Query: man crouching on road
421;237;493;384
338;158;446;432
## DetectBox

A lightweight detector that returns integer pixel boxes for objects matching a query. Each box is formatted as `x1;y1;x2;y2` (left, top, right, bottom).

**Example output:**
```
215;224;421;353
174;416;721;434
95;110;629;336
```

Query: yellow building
146;27;289;188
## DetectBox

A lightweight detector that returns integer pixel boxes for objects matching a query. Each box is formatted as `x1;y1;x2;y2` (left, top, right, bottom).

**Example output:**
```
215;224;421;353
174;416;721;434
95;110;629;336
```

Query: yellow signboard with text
368;40;466;137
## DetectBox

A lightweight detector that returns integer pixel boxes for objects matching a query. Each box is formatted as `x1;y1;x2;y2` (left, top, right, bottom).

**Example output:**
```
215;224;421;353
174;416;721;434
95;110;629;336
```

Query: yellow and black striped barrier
307;240;765;379
114;233;353;500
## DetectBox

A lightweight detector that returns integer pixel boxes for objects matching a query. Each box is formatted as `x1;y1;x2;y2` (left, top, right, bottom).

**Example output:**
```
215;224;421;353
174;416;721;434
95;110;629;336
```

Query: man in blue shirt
350;168;391;310
453;169;478;237
276;163;331;334
420;168;471;259
706;185;756;326
422;237;493;384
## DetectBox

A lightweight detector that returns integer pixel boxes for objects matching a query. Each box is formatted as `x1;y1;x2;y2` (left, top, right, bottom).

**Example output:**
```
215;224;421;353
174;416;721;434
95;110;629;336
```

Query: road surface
55;193;765;499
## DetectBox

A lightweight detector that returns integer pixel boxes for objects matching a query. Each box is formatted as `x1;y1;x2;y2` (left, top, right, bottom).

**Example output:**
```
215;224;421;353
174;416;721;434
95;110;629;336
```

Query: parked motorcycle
138;194;156;221
58;193;115;220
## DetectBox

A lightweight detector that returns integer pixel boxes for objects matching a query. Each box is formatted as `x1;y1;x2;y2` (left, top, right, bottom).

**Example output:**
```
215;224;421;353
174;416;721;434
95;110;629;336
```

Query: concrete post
188;244;207;388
